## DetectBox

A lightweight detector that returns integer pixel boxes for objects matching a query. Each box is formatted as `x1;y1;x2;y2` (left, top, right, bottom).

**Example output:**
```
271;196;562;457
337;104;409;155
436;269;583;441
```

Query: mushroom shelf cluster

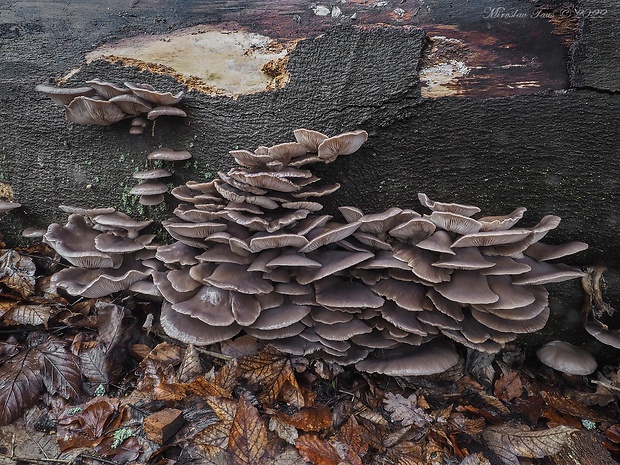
43;129;588;375
35;80;186;133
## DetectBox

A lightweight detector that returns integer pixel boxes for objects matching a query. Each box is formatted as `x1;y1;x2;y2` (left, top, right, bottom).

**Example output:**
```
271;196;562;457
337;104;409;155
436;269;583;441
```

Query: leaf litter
0;240;618;465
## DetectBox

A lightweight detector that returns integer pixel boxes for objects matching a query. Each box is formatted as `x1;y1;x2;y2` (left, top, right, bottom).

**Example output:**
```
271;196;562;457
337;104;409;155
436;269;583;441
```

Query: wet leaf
192;396;238;460
186;376;231;399
0;250;36;298
483;423;577;465
295;434;342;465
79;344;109;385
38;338;81;400
95;434;141;463
540;391;607;423
384;392;432;427
57;397;125;451
0;348;44;426
269;415;299;445
460;453;492;465
336;415;368;457
137;342;183;390
238;347;303;406
277;404;333;432
177;344;203;383
4;304;53;328
0;340;19;364
494;371;523;402
206;395;238;424
228;392;268;465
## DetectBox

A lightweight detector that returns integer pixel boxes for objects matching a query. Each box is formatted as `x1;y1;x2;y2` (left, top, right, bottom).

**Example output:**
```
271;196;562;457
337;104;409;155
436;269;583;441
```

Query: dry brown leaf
137;341;183;390
269;415;299;445
239;347;303;406
186;376;231;399
206;396;238;424
358;408;389;427
277;404;332;432
335;415;368;457
4;304;53;328
0;347;44;426
295;434;342;465
383;392;432;427
228;391;268;465
386;440;425;465
177;344;203;383
279;379;305;409
212;359;239;395
38;338;81;400
0;300;16;317
220;335;258;358
483;423;577;465
0;249;36;298
494;371;523;402
460;452;492;465
540;391;607;423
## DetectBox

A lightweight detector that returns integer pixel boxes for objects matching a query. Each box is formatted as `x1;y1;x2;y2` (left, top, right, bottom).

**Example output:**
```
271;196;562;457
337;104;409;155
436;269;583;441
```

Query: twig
591;379;620;393
7;457;72;464
81;454;121;465
195;347;234;361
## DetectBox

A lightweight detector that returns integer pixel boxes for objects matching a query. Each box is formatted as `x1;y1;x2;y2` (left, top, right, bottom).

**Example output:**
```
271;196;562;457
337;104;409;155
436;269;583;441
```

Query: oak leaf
383;392;431;427
0;347;44;426
483;423;577;465
228;391;268;465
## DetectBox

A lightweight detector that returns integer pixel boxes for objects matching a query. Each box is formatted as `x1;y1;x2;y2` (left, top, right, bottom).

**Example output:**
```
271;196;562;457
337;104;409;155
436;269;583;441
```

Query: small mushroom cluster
35;80;186;133
43;129;588;375
43;206;161;298
129;148;193;206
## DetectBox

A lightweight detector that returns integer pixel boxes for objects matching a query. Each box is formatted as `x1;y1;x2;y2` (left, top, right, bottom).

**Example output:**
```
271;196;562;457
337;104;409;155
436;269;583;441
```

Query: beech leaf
295;434;343;465
483;423;577;465
177;344;203;383
38;338;81;400
269;415;299;445
238;347;303;406
4;304;53;328
227;392;268;465
79;344;109;385
0;348;44;426
277;404;333;432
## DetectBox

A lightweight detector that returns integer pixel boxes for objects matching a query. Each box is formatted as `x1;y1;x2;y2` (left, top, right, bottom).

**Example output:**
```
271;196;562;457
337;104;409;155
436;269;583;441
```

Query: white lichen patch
420;60;470;97
85;25;291;97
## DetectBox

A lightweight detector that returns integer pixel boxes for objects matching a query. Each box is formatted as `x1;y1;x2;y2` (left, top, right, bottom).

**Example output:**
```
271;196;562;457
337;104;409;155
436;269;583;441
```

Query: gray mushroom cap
536;340;597;375
584;320;620;349
317;130;368;162
124;82;184;105
147;106;187;120
108;94;153;115
64;96;127;125
355;340;460;376
86;79;132;99
148;148;192;161
418;193;480;217
293;128;329;151
35;83;96;106
0;201;22;212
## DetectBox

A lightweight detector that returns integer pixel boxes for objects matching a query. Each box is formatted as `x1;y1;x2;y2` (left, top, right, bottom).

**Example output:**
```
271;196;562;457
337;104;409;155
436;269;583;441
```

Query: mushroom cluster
44;206;161;298
43;128;588;375
35;80;186;133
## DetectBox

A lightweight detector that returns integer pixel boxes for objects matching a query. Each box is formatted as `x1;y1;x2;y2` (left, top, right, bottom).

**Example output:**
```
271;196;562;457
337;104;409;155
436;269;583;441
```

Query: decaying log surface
0;1;619;349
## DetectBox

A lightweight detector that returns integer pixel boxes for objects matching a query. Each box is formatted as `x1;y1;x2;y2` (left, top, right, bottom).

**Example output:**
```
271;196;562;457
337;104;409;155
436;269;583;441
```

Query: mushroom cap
35;84;96;105
132;168;172;180
86;79;132;99
124;82;184;105
172;285;235;326
478;207;527;231
64;96;127;125
148;148;192;161
155;241;200;265
299;221;361;253
296;250;374;285
434;270;499;305
147;106;187;120
536;340;597;375
355;340;460;376
139;194;165;206
160;301;240;346
389;217;436;241
0;201;22;212
293;128;329;151
108;94;153;115
204;263;274;294
415;230;455;255
451;229;531;248
524;241;589;261
315;277;385;308
418;193;480;217
584;320;620;349
511;258;585;285
433;247;495;270
317;130;368;162
129;181;169;196
428;211;482;235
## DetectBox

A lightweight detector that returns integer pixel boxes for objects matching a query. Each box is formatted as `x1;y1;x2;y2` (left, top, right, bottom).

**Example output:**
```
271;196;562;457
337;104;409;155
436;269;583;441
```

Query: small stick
591;379;620;393
81;454;120;465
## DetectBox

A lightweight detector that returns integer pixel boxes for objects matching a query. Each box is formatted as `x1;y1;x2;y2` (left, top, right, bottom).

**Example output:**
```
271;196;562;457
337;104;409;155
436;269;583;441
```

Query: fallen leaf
38;337;81;400
4;304;53;328
460;452;491;465
137;342;183;390
269;415;299;445
57;397;126;451
494;371;523;402
0;348;44;426
177;344;203;383
336;415;368;457
383;392;431;427
540;391;607;423
228;391;268;465
0;340;19;364
0;250;36;298
78;344;109;385
277;404;332;432
483;423;577;465
295;434;342;465
206;396;238;424
239;347;303;406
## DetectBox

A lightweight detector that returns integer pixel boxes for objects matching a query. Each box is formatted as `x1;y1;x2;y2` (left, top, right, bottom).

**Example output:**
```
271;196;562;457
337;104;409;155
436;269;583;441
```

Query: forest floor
0;242;618;465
